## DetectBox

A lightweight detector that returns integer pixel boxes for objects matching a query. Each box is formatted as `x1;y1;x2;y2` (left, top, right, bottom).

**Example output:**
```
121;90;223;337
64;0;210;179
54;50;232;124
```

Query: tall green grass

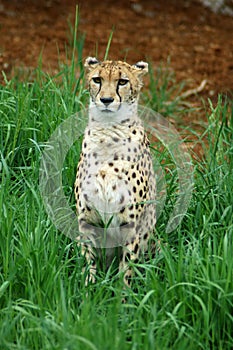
0;18;233;349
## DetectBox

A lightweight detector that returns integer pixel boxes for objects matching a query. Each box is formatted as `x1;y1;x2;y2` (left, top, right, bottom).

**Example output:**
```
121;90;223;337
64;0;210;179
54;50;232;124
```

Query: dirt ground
0;0;232;110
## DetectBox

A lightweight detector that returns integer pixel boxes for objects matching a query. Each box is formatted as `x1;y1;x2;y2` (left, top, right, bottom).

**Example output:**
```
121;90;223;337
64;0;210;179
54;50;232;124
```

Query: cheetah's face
85;57;148;114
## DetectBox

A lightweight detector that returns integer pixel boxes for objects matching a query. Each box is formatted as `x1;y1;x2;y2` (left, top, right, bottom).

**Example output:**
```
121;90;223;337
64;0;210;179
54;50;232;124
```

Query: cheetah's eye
92;77;101;84
118;79;129;86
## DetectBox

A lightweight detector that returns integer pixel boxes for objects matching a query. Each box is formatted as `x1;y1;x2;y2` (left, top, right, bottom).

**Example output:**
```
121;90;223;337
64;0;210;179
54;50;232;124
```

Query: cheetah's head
85;57;148;117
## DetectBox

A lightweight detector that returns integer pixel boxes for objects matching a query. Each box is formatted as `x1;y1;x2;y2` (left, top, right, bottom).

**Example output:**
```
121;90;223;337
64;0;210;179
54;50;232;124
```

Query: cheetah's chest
77;124;153;222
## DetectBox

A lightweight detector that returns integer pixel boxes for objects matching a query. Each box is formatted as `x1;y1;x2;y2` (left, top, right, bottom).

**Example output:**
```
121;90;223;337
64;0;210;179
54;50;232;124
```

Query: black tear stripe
96;81;102;99
90;80;102;102
116;83;122;103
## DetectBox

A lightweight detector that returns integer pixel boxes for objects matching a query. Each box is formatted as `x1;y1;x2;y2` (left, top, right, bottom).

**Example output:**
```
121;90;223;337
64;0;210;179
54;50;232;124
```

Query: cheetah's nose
100;97;114;107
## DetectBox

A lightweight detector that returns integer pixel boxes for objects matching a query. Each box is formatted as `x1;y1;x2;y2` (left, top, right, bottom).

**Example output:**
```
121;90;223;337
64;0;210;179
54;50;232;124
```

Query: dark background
0;0;232;102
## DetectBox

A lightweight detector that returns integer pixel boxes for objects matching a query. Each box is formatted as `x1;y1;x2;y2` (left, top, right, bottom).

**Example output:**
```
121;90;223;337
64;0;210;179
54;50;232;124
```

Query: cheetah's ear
84;57;100;71
132;61;149;77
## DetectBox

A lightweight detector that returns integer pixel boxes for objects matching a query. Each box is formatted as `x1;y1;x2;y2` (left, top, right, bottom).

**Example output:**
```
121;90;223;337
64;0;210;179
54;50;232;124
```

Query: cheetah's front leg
77;230;97;285
81;243;97;285
119;236;140;288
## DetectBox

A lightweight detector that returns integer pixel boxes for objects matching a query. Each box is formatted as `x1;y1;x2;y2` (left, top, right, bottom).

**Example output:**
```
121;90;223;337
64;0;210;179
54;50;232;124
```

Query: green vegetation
0;19;233;350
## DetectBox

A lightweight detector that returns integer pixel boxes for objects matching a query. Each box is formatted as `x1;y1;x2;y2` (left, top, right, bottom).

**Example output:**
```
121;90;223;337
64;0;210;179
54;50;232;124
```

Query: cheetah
74;57;156;288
